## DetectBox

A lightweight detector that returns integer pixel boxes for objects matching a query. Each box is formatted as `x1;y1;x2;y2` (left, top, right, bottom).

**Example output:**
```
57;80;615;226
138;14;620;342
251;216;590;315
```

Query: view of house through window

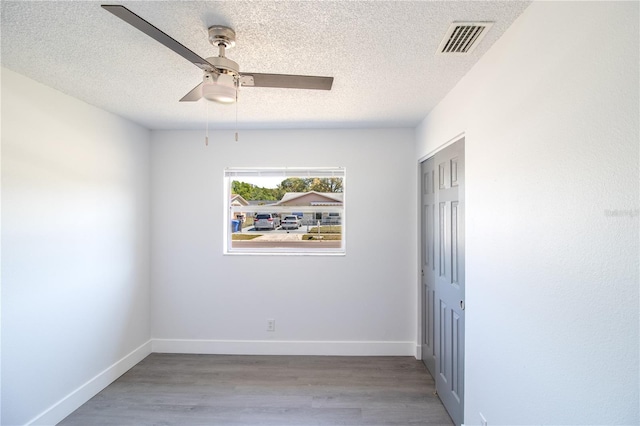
224;168;345;254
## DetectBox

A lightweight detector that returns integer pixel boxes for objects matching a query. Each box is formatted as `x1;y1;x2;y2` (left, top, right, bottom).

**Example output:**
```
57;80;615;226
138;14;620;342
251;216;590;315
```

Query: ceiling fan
101;5;334;104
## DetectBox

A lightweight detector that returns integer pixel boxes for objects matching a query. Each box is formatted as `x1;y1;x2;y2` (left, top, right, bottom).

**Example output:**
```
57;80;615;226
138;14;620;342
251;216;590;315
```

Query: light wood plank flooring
59;354;453;425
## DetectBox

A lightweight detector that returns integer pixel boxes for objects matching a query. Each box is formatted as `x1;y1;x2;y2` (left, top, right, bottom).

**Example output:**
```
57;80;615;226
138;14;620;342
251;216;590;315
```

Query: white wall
150;128;417;355
1;68;152;425
416;2;639;425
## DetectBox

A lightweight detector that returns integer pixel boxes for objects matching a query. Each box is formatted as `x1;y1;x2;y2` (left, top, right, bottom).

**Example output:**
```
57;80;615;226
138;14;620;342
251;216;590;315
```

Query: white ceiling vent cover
437;22;494;55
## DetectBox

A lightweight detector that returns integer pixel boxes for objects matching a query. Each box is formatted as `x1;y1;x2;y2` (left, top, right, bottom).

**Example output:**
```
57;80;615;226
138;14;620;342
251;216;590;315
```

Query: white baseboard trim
415;344;422;360
27;339;152;426
152;339;415;356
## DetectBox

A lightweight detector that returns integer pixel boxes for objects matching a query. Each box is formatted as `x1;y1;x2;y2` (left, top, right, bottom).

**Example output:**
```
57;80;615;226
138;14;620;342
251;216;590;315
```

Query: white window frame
224;167;346;256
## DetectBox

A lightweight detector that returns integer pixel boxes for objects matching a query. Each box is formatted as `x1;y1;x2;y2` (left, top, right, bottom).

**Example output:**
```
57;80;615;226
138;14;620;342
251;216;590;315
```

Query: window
224;167;345;255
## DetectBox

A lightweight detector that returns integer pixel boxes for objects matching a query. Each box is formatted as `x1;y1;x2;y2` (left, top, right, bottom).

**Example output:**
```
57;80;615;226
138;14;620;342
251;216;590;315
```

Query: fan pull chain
205;99;210;146
234;90;239;142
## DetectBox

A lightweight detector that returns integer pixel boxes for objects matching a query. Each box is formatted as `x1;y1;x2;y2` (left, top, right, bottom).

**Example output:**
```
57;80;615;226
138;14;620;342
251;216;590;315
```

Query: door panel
451;201;459;284
439;201;446;277
421;138;465;426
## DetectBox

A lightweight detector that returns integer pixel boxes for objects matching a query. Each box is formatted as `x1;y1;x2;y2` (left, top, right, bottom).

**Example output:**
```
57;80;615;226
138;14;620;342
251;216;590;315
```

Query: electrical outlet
480;412;488;426
267;319;275;332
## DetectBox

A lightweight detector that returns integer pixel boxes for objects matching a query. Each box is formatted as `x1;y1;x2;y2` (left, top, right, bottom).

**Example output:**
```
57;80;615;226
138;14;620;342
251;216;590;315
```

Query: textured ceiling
1;1;530;130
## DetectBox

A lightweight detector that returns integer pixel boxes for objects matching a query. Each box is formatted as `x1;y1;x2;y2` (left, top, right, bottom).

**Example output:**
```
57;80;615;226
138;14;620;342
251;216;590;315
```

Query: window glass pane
225;168;345;255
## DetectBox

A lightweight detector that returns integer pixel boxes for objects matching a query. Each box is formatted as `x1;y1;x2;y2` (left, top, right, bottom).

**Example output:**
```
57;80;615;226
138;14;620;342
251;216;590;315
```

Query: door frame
417;132;466;424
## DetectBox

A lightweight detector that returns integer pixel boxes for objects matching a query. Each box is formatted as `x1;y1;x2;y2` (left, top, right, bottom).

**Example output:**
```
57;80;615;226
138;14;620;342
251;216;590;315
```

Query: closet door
421;138;465;426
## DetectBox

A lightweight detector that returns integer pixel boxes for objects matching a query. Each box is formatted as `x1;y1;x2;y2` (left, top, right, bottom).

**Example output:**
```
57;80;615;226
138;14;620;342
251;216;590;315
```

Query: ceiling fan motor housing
206;56;239;75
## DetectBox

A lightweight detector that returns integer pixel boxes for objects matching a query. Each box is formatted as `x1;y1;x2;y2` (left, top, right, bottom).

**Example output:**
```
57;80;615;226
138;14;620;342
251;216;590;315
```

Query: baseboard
415;344;422;360
27;339;152;426
152;339;415;356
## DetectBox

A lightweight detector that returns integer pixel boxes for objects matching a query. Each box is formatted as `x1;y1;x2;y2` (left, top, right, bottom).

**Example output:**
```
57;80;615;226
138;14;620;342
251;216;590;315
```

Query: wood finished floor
59;354;454;426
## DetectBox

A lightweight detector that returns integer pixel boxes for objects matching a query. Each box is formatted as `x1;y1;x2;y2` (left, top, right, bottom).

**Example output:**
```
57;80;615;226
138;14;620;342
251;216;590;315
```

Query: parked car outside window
281;215;301;230
254;213;280;230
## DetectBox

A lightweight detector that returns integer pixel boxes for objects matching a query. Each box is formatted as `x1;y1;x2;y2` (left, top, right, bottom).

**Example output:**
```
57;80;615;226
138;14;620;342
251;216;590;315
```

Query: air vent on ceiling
437;22;494;55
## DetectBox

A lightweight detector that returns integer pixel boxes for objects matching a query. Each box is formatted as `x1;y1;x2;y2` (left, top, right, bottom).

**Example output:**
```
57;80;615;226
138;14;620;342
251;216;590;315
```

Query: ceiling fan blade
101;5;215;72
240;73;333;90
179;82;203;102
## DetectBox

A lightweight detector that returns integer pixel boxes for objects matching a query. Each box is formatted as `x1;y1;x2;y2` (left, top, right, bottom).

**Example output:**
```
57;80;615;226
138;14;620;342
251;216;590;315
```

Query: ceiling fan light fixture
203;73;237;104
203;83;236;103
